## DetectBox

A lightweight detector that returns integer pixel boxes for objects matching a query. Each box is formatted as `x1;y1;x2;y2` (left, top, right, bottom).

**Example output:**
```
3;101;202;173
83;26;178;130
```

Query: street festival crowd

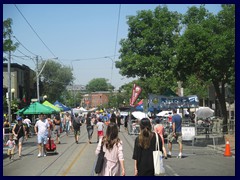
3;107;190;176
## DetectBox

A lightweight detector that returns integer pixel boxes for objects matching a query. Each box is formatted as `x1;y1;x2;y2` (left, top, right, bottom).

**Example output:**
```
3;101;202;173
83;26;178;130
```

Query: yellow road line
61;142;89;176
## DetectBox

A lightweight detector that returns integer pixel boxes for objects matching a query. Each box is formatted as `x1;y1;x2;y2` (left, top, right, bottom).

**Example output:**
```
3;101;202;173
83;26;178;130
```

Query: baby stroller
45;136;57;154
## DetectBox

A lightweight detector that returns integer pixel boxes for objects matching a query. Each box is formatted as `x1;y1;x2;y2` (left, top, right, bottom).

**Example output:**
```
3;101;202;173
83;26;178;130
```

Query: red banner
130;84;142;106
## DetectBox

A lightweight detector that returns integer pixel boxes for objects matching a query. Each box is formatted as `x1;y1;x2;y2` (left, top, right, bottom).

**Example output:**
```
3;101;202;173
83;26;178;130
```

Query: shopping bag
95;144;105;174
153;133;165;175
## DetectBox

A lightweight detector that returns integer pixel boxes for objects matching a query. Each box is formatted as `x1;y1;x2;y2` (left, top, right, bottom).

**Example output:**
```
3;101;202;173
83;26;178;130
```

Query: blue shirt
172;114;182;133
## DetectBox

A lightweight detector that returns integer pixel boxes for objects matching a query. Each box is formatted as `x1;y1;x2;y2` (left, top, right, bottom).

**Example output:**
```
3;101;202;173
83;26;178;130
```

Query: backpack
73;117;82;129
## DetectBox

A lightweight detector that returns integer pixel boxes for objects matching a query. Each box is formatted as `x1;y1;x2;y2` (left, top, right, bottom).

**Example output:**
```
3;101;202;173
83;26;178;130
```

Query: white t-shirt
35;119;49;136
23;118;31;127
6;140;15;149
96;122;104;131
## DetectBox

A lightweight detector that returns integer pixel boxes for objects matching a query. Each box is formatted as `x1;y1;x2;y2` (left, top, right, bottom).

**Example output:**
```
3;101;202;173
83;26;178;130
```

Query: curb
207;145;235;156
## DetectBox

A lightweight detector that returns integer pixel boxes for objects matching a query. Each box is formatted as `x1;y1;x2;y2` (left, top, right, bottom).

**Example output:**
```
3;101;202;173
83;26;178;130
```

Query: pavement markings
61;142;89;176
165;165;179;176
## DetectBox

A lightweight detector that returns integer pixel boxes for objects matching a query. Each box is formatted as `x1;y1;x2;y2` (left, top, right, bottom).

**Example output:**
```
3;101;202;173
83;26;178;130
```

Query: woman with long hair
132;118;162;176
95;122;125;176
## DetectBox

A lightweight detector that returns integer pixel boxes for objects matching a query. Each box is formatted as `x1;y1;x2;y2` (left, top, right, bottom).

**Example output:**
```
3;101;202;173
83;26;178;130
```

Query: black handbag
95;143;105;174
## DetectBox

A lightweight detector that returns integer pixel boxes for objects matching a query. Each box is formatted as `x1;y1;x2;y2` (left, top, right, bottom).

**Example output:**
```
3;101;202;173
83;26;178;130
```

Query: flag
130;84;142;106
135;99;143;107
22;94;26;103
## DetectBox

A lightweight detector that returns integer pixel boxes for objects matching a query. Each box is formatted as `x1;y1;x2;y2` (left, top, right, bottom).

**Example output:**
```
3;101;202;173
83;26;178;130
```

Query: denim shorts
37;134;48;144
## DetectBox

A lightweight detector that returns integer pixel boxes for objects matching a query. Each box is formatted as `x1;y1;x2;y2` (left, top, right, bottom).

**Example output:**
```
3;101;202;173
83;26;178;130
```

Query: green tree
116;5;181;93
176;5;235;133
183;75;209;99
3;18;19;61
86;78;112;92
40;60;74;103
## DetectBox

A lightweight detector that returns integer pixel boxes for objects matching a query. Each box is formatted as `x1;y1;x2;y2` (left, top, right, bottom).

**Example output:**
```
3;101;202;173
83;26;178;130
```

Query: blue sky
3;4;222;90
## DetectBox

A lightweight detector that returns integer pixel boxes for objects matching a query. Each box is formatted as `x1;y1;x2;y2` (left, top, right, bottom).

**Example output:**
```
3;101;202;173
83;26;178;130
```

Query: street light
104;56;114;85
43;95;48;100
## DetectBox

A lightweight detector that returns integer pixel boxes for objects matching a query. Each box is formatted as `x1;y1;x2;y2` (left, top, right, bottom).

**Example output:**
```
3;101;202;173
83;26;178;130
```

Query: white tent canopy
156;111;172;117
132;111;149;120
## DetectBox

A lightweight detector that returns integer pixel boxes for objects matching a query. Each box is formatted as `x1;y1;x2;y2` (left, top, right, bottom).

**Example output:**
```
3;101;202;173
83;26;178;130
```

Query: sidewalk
207;133;235;156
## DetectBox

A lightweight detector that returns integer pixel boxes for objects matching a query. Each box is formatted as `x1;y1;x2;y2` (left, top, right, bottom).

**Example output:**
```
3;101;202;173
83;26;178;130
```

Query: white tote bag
153;132;165;175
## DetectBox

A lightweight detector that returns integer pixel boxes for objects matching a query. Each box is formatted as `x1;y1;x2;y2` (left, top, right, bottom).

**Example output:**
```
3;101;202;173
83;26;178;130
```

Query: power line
114;4;121;60
14;4;57;58
13;35;37;56
16;49;33;59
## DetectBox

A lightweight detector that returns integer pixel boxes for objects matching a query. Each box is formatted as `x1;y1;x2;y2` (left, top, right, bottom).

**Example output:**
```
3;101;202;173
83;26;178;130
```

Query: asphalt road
3;124;235;176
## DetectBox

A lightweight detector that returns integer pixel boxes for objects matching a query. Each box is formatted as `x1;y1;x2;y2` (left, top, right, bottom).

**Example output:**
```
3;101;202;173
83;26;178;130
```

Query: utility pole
7;40;12;122
36;55;40;101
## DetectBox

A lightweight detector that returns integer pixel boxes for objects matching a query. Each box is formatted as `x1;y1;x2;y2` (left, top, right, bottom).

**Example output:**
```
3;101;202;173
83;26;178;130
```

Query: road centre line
61;142;89;176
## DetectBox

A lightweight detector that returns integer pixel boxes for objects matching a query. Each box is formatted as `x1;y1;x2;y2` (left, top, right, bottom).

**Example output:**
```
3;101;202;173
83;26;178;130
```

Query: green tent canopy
42;100;61;112
15;102;56;115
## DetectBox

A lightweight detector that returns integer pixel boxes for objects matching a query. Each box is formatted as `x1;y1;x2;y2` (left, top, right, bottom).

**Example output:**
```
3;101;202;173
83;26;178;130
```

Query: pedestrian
3;118;10;143
23;116;31;137
34;113;51;158
167;109;183;158
110;113;117;123
95;122;125;176
47;115;54;137
64;112;71;136
124;115;128;131
12;116;27;159
73;113;82;144
116;112;121;132
6;134;16;160
154;123;168;159
96;117;104;143
132;118;162;176
86;112;94;144
53;114;61;144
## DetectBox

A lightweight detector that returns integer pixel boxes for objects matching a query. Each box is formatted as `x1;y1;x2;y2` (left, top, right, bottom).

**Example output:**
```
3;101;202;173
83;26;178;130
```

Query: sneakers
43;154;47;157
167;154;172;158
38;153;41;158
177;153;182;159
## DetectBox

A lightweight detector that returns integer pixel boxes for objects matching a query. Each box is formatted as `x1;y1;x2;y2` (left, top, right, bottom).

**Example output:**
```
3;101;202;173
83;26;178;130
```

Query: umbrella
132;111;149;120
16;102;56;115
195;107;214;119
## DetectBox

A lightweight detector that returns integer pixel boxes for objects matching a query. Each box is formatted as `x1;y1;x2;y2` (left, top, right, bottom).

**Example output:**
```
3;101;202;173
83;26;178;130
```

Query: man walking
167;109;183;158
73;113;82;144
35;113;50;157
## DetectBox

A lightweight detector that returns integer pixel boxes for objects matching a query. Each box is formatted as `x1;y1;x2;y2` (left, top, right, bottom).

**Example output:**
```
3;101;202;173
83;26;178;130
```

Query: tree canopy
86;78;113;92
40;60;74;103
116;6;181;94
3;18;19;61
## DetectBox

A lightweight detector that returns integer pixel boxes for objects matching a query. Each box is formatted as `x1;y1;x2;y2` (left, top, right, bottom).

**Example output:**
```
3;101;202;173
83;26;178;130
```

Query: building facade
3;63;35;109
81;91;110;109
